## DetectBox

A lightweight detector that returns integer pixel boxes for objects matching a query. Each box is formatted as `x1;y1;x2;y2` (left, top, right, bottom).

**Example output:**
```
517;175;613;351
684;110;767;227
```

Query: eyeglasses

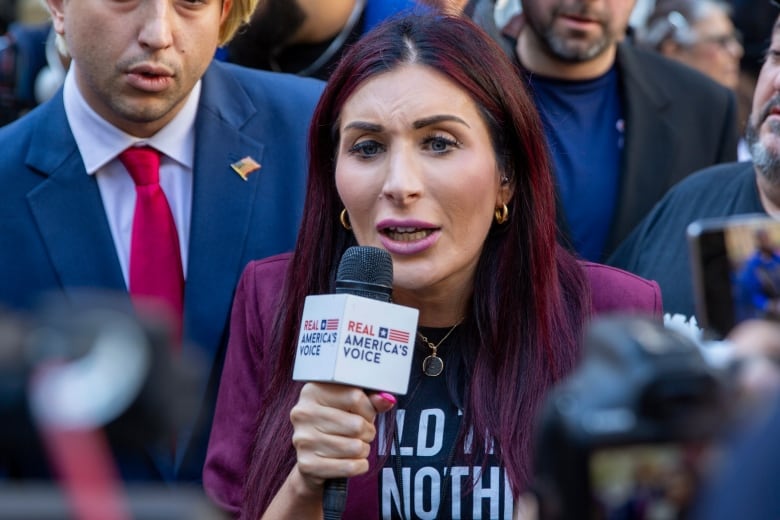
663;11;743;53
691;31;743;52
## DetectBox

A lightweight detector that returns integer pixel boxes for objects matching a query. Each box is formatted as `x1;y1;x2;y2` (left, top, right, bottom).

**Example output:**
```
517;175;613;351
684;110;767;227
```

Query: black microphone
323;246;394;519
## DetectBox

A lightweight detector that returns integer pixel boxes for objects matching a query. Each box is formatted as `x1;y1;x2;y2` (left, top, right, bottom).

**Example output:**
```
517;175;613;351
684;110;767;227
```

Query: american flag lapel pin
230;156;261;181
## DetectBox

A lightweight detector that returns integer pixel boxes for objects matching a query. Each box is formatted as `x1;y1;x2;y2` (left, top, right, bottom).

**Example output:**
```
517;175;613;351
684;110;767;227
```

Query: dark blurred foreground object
0;484;226;520
0;293;221;520
532;316;732;520
692;315;780;519
0;292;202;447
692;390;780;519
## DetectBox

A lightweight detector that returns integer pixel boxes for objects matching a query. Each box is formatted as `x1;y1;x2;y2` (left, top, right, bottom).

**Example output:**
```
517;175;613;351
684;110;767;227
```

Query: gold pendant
422;355;444;376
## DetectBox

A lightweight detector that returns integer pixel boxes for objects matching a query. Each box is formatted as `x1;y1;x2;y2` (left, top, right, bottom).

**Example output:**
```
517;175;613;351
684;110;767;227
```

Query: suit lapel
25;96;127;297
605;44;681;256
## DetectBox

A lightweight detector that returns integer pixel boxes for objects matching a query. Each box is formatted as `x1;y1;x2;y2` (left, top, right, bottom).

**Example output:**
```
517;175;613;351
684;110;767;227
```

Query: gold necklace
417;319;463;377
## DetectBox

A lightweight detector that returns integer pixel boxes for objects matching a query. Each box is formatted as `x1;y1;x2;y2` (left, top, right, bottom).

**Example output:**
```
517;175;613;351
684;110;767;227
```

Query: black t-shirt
377;327;514;519
607;162;762;320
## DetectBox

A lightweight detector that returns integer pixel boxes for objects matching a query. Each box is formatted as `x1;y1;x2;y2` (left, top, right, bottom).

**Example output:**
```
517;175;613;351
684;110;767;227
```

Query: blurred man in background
473;0;738;262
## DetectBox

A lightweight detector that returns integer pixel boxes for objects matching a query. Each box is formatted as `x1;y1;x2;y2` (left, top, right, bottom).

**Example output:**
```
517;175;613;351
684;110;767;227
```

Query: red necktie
119;146;184;346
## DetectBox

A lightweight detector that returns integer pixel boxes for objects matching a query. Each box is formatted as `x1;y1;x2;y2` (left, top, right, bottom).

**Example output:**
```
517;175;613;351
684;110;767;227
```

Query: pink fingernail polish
378;392;397;404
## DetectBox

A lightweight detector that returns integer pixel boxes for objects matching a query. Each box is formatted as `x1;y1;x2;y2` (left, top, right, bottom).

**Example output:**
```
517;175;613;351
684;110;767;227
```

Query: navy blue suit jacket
0;60;323;482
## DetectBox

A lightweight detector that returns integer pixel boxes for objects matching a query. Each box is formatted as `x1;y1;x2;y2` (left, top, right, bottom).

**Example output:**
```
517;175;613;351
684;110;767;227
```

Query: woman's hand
289;382;397;494
261;383;396;518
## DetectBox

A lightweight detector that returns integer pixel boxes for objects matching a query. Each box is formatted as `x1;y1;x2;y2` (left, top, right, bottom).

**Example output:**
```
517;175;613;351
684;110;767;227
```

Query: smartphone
687;214;780;338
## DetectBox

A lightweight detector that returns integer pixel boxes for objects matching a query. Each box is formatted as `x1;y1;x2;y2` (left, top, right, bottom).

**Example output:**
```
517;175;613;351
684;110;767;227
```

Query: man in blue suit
0;0;323;483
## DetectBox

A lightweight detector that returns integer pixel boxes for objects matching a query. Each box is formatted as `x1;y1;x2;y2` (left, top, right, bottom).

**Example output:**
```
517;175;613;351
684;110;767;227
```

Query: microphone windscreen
335;246;393;301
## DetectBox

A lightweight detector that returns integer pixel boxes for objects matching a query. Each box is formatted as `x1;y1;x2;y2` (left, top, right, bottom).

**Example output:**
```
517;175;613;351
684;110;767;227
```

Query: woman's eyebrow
413;114;470;129
342;121;383;132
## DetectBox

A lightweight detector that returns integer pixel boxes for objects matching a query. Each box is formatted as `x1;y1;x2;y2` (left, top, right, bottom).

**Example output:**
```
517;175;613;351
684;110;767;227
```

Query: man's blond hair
219;0;258;46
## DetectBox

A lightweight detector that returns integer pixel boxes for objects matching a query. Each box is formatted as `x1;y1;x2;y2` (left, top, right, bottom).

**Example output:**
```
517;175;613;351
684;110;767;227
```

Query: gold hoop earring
339;208;352;230
494;204;509;225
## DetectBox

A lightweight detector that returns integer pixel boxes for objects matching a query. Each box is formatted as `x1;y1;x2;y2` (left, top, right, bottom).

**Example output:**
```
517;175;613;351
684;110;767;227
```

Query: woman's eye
424;135;460;154
349;140;385;158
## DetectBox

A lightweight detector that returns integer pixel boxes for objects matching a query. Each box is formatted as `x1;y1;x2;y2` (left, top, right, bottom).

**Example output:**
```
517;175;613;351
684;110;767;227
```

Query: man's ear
220;0;233;26
659;39;683;58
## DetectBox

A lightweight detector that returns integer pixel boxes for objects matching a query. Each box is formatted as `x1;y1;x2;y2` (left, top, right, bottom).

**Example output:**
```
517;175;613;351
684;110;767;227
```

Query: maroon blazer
203;253;662;517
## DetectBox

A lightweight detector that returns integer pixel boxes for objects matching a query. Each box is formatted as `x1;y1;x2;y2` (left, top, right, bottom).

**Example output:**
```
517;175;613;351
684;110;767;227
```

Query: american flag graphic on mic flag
323;319;339;330
387;328;409;343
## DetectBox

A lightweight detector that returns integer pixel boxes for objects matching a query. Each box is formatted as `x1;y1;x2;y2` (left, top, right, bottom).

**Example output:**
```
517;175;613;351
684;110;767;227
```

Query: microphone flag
292;293;418;395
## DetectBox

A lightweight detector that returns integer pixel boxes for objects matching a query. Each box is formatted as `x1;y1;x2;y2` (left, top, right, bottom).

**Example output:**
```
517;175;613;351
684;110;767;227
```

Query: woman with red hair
204;12;661;519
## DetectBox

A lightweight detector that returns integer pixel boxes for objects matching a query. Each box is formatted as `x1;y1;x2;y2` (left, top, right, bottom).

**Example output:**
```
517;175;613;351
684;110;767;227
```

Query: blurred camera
0;291;203;448
0;293;222;520
531;316;733;520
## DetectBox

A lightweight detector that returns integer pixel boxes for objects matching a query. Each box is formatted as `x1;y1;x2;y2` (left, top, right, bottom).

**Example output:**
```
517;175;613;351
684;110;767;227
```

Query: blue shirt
530;66;624;261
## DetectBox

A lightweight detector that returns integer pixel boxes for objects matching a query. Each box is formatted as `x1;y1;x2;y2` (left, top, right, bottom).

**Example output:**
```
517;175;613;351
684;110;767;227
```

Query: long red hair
242;12;591;517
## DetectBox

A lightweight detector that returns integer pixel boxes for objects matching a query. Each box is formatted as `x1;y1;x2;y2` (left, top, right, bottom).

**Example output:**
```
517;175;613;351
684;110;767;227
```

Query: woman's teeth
385;228;432;241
